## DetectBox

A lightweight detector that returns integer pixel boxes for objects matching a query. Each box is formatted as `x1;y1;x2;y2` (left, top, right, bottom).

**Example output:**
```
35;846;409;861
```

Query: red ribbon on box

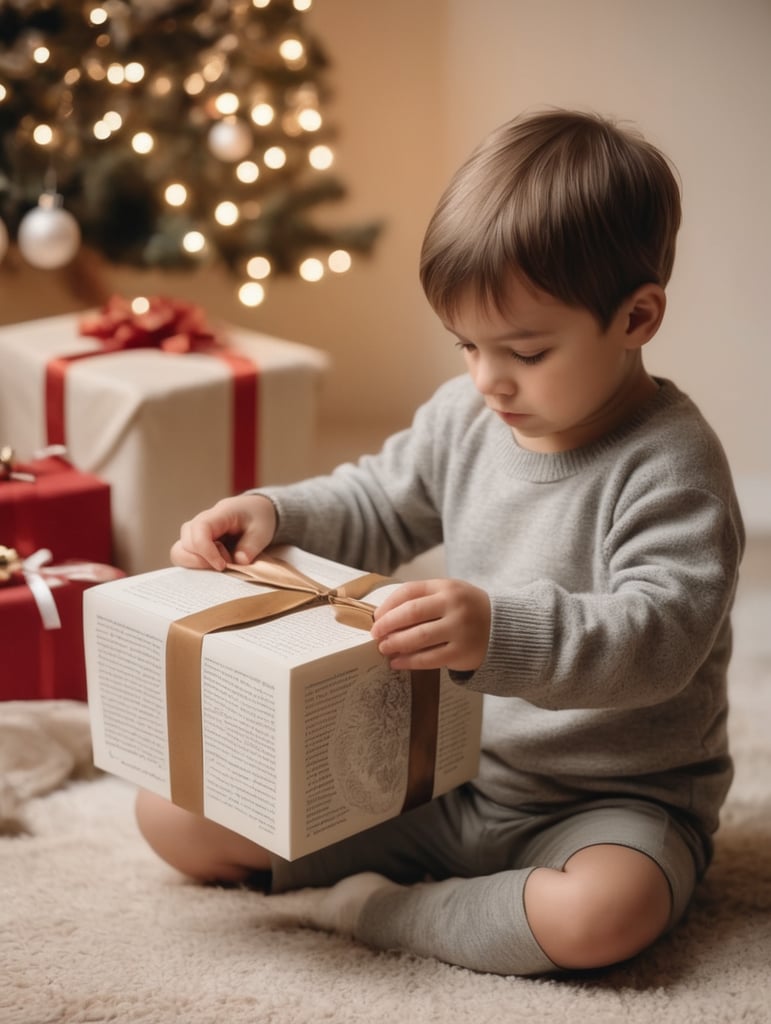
45;295;259;493
0;544;124;700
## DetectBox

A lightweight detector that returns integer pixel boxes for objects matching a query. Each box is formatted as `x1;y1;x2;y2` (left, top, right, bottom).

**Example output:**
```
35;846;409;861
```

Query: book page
100;565;265;618
219;603;373;664
200;655;282;842
434;679;483;793
85;595;170;792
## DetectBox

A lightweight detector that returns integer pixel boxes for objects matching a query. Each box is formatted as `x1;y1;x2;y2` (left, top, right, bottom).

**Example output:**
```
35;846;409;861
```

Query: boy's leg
135;789;272;883
134;781;472;887
304;800;698;976
312;867;558;975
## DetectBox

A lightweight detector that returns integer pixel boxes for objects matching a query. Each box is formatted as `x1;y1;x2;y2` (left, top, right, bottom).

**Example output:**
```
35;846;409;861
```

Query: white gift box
83;545;483;861
0;313;329;574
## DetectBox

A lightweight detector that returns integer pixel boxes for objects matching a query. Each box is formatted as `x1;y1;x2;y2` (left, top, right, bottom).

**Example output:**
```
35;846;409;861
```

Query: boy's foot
305;872;402;935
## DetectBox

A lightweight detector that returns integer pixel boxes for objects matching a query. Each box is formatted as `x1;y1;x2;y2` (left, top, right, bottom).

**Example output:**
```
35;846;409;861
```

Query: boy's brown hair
419;108;681;328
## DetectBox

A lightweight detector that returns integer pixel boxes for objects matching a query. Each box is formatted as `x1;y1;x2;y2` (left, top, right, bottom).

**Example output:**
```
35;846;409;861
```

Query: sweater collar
494;378;683;483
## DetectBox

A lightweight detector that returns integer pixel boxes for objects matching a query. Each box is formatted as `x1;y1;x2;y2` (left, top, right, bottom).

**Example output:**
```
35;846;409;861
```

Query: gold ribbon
165;554;440;823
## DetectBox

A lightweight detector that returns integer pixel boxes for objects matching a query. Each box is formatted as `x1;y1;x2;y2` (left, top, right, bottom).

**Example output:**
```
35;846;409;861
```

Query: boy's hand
170;494;277;570
371;578;491;673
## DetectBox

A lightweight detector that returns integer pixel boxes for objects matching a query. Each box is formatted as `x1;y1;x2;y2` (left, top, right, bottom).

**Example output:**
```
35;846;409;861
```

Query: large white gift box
0;311;329;574
83;545;483;861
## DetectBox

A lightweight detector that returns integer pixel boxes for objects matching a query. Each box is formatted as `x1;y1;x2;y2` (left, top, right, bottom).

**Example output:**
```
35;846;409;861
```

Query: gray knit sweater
259;376;744;849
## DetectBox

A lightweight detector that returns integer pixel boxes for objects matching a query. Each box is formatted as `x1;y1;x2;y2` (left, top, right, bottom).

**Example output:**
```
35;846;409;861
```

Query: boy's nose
474;358;515;397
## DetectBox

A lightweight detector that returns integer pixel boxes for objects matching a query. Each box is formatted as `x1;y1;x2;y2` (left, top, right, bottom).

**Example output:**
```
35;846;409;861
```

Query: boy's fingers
232;524;274;564
373;580;434;622
372;592;443;640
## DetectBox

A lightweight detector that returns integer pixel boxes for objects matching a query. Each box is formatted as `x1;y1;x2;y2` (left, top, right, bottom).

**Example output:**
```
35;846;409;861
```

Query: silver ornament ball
18;203;81;269
208;118;253;162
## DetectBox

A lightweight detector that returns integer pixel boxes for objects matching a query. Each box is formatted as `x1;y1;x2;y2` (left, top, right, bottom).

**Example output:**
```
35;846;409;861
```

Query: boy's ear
622;283;666;348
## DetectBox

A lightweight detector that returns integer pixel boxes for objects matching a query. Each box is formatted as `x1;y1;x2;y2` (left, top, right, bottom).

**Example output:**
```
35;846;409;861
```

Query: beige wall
1;0;769;524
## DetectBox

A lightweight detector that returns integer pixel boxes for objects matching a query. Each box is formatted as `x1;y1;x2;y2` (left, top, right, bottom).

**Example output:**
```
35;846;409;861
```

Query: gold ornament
0;445;14;480
0;545;22;584
0;445;36;483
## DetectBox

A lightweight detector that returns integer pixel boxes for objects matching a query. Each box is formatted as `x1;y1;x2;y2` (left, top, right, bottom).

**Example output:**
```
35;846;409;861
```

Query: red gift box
0;453;112;564
0;554;124;702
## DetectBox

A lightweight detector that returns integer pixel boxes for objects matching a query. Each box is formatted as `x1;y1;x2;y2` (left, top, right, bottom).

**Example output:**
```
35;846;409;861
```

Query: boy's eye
511;350;547;365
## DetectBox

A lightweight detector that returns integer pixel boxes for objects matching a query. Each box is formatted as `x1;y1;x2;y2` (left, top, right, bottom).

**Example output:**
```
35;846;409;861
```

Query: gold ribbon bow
165;554;440;823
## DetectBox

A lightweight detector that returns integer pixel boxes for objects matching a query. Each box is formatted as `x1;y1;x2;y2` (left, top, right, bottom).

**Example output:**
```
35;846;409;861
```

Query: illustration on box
84;545;482;861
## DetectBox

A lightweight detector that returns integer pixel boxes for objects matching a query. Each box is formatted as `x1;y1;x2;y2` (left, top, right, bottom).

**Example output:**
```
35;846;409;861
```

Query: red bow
48;294;257;492
79;295;224;354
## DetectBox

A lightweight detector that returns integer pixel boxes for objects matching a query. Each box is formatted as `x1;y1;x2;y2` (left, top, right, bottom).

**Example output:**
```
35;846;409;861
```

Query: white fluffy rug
2;557;770;1024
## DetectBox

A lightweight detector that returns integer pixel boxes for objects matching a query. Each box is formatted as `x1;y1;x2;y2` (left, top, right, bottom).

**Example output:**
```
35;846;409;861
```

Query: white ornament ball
208;118;253;162
0;218;8;263
18;204;81;269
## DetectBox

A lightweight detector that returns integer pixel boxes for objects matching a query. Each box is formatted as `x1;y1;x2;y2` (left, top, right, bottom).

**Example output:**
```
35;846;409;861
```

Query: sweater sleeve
253;387;453;574
469;484;743;710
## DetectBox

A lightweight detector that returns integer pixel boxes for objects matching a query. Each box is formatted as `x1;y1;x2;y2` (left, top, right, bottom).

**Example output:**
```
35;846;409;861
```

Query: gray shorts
271;786;703;929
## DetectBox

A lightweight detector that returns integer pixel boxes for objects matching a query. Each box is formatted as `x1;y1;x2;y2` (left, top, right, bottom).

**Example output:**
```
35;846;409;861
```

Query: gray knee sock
355;869;558;976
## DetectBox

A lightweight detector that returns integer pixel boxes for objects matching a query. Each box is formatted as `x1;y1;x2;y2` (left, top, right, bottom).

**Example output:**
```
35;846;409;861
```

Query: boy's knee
525;845;672;970
135;788;271;884
134;789;214;881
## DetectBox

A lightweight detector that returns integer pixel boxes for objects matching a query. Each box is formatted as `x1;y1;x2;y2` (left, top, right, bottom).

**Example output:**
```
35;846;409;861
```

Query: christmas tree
0;0;380;307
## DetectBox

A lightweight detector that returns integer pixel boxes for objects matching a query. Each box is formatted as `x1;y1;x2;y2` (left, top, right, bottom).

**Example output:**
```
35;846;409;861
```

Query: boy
136;109;744;976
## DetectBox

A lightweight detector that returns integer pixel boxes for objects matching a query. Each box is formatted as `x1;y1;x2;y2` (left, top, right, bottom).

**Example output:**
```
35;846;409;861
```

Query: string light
89;7;108;27
299;257;324;282
279;38;305;64
125;62;145;84
236;160;259;183
246;256;271;279
202;56;225;83
131;131;154;154
93;113;121;139
297;108;322;132
215;92;239;116
250;102;275;127
309;144;333;170
151;74;173;97
214;201;239;226
32;124;54;145
164;183;188;206
239;281;265;306
131;296;150;314
184;73;205;96
182;230;206;254
33;47;51;65
263;145;286;169
85;60;106;81
328;249;351;273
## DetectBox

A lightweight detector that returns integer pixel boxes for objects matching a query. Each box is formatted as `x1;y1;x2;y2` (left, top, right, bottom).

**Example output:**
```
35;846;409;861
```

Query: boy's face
444;276;658;453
